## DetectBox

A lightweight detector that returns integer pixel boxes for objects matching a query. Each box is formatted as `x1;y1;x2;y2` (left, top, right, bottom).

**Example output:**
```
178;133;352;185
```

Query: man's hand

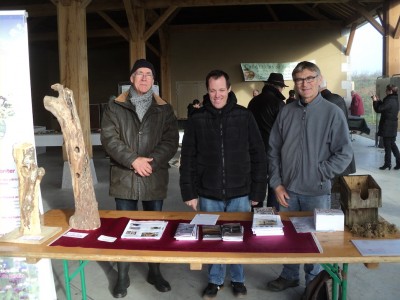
275;185;290;208
250;201;259;206
132;157;153;177
185;199;198;211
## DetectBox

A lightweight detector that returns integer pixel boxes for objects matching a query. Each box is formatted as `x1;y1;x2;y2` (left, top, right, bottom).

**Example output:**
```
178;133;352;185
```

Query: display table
348;116;371;139
1;210;399;300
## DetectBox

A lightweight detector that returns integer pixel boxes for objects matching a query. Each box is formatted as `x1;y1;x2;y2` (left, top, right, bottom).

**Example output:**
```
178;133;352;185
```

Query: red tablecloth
49;218;320;253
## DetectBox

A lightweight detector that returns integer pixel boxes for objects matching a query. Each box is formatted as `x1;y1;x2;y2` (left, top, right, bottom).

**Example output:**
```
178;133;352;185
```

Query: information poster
241;62;303;81
0;11;56;299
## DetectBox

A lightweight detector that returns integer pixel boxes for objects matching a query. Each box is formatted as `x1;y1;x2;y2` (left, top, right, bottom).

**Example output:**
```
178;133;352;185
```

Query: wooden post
44;84;100;230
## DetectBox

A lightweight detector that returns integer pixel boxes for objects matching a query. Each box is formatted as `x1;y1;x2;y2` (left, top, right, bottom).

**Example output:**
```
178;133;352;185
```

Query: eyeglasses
134;72;153;79
293;75;318;85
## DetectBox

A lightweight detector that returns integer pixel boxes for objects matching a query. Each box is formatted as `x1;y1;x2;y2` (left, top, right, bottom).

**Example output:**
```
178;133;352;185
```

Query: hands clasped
132;157;153;177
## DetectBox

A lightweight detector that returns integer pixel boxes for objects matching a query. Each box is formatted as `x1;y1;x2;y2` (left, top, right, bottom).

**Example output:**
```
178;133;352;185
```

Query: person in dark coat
320;79;356;176
101;59;179;298
247;73;287;211
372;84;400;170
286;89;296;104
180;70;267;299
187;98;201;117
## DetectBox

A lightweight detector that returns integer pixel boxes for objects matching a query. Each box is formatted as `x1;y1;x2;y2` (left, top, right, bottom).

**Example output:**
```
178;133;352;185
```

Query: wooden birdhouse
339;175;382;227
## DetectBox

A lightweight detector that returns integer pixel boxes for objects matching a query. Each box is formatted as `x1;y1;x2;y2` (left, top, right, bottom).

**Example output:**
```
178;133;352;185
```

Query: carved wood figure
13;143;44;235
43;84;100;230
0;142;61;244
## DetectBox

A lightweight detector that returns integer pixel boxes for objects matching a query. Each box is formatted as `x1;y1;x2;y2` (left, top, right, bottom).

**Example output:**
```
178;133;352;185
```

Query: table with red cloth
1;209;400;300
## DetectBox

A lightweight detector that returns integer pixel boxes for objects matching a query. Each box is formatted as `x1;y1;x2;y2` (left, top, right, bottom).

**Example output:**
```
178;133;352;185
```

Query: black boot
113;262;130;298
147;263;171;292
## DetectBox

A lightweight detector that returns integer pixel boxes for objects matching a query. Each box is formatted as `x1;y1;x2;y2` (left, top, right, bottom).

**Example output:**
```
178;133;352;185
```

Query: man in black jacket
319;79;356;177
180;70;267;300
247;73;287;211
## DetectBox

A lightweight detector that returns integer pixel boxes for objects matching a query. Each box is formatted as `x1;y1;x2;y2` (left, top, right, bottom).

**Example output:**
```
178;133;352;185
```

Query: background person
350;90;365;116
372;84;400;170
101;59;179;298
320;79;356;177
187;98;201;117
252;89;260;97
267;61;353;293
286;89;296;104
247;72;287;211
180;69;267;300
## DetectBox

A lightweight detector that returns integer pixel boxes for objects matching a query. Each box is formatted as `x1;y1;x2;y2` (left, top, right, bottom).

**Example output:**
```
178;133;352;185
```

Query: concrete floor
37;133;400;300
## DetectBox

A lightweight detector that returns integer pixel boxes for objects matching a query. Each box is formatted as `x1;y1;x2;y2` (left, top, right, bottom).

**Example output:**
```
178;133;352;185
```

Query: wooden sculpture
13;143;44;235
43;84;100;230
0;143;60;244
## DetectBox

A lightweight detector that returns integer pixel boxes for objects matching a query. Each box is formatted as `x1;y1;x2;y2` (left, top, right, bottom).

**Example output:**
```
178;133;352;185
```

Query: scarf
129;86;153;121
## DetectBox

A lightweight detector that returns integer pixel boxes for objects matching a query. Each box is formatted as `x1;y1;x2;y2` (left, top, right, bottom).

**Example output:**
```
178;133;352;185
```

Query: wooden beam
143;6;177;41
139;0;383;9
394;15;400;39
345;23;357;56
97;11;129;41
123;0;137;38
349;0;384;35
57;0;93;158
265;5;279;22
169;20;342;33
294;4;329;20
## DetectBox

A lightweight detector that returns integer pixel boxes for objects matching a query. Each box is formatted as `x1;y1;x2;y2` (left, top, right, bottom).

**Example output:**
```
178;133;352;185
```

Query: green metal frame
61;260;349;300
321;263;349;300
63;260;89;300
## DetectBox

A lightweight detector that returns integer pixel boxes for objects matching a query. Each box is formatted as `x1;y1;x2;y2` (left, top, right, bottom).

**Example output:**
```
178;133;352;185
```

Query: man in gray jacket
101;59;179;298
267;61;353;292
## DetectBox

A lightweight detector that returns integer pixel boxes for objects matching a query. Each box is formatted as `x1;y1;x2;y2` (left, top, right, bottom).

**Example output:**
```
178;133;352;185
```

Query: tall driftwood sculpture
13;143;44;235
43;83;100;230
0;143;61;244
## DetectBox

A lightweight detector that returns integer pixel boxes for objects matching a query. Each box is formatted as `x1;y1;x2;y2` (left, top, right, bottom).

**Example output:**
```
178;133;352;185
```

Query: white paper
63;231;88;238
190;214;219;225
352;239;400;256
98;235;117;242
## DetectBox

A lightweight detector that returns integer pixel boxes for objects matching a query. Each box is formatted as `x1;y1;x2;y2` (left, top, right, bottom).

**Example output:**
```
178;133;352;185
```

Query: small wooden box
339;175;382;226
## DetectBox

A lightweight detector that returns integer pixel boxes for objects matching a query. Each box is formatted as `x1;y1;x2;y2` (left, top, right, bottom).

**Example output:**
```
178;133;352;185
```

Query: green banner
241;62;299;82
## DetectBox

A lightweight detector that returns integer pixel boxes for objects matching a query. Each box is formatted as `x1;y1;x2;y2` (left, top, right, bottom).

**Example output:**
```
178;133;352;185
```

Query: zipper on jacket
219;111;226;199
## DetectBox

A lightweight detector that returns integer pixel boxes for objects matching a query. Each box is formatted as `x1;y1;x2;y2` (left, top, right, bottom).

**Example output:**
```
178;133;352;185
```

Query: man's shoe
267;276;299;292
112;277;130;298
231;281;247;298
202;283;223;300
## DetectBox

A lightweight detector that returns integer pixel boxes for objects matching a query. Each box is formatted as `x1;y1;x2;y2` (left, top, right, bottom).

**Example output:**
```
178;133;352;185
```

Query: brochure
121;220;168;239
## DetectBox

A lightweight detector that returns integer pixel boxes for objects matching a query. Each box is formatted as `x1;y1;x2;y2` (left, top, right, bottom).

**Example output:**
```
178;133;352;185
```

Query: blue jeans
199;196;251;285
279;191;331;284
115;198;163;212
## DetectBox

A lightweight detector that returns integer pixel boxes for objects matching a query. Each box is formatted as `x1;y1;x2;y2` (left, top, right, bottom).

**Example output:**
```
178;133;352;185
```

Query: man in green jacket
101;59;179;298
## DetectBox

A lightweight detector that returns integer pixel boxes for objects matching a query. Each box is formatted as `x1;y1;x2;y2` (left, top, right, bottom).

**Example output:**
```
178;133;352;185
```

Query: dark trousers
115;198;163;212
383;137;400;166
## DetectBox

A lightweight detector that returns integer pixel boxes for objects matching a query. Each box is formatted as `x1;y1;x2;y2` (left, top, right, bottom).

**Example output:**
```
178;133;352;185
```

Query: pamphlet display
252;207;284;236
221;223;244;241
202;225;222;240
121;220;168;239
174;223;198;240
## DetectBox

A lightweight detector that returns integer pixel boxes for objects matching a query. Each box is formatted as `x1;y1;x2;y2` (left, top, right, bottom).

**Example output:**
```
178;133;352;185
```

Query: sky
350;21;383;74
